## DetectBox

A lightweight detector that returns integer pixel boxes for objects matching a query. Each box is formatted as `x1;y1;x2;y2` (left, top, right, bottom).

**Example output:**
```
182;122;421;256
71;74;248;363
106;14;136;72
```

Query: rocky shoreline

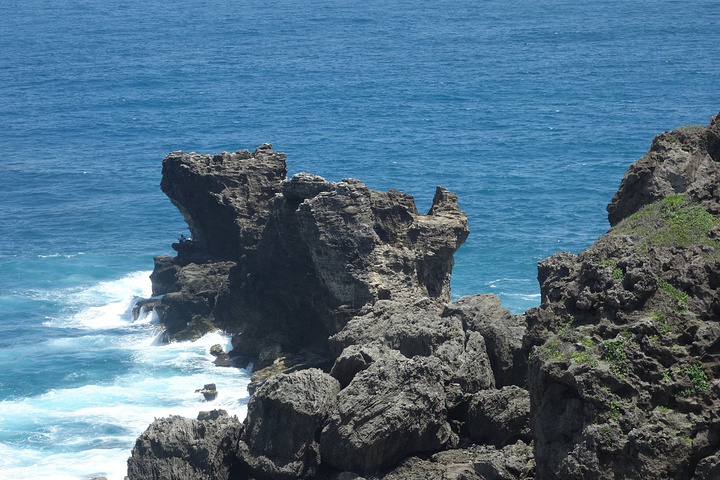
127;112;720;479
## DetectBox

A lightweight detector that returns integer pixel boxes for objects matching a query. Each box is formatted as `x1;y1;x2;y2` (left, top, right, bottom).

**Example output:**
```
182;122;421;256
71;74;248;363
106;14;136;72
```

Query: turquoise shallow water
1;0;719;477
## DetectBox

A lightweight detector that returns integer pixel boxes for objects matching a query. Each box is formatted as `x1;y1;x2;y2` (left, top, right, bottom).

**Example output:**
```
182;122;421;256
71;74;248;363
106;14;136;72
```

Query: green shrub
684;363;708;395
602;340;628;380
617;194;718;251
658;281;689;311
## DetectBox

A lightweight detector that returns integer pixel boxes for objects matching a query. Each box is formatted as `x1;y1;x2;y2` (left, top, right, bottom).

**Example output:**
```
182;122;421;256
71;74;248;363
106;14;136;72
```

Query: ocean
1;0;718;478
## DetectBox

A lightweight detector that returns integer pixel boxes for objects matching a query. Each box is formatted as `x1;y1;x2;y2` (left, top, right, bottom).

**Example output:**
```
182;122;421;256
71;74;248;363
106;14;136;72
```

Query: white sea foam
43;270;154;330
3;271;249;479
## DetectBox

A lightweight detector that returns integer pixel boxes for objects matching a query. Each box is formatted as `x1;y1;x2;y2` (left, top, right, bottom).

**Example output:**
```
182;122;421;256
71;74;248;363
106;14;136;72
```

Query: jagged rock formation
127;410;243;479
525;112;720;479
129;111;720;480
149;144;468;369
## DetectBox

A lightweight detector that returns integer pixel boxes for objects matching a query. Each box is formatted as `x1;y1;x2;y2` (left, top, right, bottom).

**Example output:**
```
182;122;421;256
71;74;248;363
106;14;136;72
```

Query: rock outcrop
525;113;720;479
147;145;469;370
129;111;720;480
127;410;243;480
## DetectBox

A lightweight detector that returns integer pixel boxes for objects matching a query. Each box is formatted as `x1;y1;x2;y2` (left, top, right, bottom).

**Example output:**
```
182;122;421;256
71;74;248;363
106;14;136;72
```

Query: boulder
238;369;340;479
443;294;527;387
319;352;453;474
472;441;535;480
127;410;243;480
466;386;531;447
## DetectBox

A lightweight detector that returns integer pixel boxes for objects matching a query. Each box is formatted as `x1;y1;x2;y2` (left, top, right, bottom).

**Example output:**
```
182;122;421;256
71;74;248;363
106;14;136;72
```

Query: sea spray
0;272;250;480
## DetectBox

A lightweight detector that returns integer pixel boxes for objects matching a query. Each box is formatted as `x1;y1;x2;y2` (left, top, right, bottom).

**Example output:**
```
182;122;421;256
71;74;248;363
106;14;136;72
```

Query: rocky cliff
128;111;720;479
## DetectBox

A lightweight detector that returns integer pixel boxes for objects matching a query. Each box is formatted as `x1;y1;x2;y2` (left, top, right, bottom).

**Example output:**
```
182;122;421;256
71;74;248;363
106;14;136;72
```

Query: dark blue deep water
1;0;719;477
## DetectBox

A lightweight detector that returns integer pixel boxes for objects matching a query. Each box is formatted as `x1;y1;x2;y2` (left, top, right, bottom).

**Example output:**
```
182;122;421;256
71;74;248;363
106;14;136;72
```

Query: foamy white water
0;271;250;480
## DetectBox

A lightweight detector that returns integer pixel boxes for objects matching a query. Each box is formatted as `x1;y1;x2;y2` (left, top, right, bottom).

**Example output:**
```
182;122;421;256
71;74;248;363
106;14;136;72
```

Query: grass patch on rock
615;194;719;250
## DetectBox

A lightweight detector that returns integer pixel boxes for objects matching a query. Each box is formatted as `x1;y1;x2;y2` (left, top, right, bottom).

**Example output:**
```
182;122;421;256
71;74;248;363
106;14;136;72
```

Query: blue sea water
1;0;719;477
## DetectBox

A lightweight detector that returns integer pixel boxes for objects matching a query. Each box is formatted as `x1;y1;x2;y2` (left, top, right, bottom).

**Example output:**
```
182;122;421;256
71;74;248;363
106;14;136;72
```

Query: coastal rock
607;114;720;225
319;351;453;474
152;260;235;342
160;145;287;260
527;112;720;479
131;113;720;480
216;171;469;368
127;410;243;480
371;448;483;480
196;383;218;401
472;441;535;480
694;451;720;480
466;386;531;448
237;369;340;479
443;294;527;387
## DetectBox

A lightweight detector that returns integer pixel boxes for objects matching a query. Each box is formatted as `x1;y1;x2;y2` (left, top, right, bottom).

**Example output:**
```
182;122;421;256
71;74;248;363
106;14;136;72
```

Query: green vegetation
581;336;596;347
652;311;674;333
571;350;596;366
609;401;622;420
616;194;719;251
657;405;670;414
677;124;704;134
540;338;566;362
681;363;709;397
612;267;624;280
602;339;628;380
658;281;689;311
558;317;575;338
666;125;702;145
600;259;617;267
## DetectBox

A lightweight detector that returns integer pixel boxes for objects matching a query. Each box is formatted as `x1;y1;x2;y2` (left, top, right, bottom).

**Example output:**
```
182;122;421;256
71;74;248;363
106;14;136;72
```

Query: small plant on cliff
678;124;703;134
658;281;689;311
652;311;674;333
612;267;624;280
681;363;709;397
602;339;628;380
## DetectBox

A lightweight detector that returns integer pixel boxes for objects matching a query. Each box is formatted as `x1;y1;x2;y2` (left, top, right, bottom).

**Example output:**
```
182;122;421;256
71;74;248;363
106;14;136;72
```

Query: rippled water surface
1;0;719;477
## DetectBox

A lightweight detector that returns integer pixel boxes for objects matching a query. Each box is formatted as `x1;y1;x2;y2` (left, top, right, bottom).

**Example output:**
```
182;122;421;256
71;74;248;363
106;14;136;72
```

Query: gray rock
160;146;287;260
372;448;483;480
472;441;535;480
320;352;453;474
238;369;340;479
444;294;527;387
196;383;218;401
607;113;720;226
466;386;531;447
694;451;720;480
127;410;243;480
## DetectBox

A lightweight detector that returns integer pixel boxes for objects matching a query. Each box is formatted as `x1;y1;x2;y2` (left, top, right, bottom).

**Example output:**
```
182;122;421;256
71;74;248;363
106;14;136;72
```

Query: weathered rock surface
238;369;340;479
160;144;287;261
127;410;243;480
131;112;720;480
466;386;531;448
607;112;720;225
526;113;720;479
444;294;528;387
319;351;453;474
149;144;469;358
329;299;496;397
